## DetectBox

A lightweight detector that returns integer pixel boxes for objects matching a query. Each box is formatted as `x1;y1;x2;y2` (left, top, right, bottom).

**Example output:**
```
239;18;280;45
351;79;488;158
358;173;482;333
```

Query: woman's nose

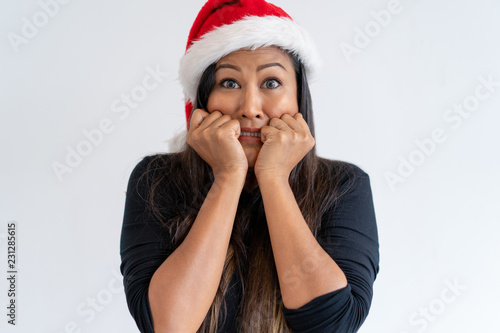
238;86;264;119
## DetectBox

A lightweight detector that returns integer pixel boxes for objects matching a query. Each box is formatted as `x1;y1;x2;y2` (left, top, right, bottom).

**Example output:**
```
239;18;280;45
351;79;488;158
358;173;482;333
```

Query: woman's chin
243;146;261;169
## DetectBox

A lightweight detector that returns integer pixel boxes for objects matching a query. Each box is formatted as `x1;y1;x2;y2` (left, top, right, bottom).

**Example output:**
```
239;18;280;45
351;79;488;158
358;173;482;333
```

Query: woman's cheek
267;95;299;118
270;106;298;119
206;91;219;112
207;93;229;114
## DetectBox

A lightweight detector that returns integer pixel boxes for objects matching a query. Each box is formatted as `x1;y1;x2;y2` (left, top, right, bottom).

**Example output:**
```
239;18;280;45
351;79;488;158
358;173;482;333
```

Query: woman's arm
148;171;244;333
255;113;345;309
257;175;348;309
148;109;248;332
259;164;379;332
255;113;379;319
282;167;379;332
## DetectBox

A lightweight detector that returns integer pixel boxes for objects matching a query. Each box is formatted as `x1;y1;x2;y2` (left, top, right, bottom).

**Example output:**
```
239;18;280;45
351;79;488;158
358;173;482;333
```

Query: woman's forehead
216;46;293;66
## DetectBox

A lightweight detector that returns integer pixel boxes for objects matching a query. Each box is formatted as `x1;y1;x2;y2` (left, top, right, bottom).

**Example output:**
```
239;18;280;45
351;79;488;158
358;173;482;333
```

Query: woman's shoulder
135;152;180;165
126;153;185;205
131;152;182;174
314;157;373;203
127;153;182;190
317;157;370;182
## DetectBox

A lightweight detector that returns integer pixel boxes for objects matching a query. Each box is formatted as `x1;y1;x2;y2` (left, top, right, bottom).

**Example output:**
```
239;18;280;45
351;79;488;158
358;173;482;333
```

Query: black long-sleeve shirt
120;154;379;332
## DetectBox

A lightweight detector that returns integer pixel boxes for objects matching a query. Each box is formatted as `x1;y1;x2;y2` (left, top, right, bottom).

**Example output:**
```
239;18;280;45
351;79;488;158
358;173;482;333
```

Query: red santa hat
179;0;321;125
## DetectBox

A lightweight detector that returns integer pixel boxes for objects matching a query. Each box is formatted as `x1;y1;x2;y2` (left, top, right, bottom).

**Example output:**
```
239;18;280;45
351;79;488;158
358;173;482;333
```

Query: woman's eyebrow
257;63;287;72
215;62;287;72
215;64;240;72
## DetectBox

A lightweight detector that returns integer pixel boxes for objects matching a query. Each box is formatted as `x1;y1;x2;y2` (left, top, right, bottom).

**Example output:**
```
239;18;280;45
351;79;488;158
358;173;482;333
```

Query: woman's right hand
187;109;248;179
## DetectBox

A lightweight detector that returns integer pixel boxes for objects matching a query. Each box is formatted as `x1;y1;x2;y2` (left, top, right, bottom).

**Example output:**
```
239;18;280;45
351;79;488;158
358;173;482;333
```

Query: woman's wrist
255;172;290;189
213;169;247;188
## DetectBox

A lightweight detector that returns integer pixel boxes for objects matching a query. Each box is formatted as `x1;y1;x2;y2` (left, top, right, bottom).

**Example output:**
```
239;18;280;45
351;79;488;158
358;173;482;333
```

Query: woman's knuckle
215;130;225;141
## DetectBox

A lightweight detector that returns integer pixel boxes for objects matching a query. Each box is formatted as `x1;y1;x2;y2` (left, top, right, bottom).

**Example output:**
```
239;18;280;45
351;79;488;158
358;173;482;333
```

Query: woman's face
207;46;299;168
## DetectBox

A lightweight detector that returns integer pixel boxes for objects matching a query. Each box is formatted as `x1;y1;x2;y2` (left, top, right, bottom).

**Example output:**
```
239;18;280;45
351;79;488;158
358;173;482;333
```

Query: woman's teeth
240;131;261;138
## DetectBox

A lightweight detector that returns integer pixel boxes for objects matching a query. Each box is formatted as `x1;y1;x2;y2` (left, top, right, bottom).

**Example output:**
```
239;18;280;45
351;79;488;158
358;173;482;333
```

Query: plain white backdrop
1;0;499;332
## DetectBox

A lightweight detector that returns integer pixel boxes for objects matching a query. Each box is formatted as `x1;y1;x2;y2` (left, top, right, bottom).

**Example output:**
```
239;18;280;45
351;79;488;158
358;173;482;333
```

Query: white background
1;0;499;332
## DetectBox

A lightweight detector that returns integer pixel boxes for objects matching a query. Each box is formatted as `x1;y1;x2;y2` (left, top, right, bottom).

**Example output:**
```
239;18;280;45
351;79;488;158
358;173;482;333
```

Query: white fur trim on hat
178;15;321;105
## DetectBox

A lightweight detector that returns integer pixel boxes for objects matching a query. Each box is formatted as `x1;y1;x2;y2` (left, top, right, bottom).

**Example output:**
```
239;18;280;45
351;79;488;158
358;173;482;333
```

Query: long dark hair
140;50;357;332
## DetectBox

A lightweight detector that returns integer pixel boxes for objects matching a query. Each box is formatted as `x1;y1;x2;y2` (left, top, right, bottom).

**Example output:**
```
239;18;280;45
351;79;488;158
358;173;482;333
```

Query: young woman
120;1;379;332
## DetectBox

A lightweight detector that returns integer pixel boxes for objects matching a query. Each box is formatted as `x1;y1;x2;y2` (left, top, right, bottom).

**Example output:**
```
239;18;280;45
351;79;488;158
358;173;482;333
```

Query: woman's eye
263;79;281;89
220;79;240;89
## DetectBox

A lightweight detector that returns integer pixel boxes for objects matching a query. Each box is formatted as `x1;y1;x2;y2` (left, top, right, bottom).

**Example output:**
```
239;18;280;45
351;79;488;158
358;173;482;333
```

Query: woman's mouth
239;128;262;143
240;130;261;138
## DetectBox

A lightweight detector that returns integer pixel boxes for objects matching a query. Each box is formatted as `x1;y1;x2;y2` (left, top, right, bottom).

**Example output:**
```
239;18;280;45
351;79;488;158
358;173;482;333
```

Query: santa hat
178;0;321;125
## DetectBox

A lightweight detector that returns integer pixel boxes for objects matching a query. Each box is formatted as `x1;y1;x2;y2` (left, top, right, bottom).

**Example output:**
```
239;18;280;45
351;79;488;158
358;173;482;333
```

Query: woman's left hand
254;113;315;180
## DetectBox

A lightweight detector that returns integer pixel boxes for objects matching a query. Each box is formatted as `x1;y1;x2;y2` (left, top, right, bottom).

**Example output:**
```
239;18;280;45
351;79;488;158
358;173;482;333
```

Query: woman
120;1;379;332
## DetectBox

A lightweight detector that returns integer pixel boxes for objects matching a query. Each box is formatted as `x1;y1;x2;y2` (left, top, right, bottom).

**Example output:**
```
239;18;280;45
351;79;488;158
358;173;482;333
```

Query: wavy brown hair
141;51;357;332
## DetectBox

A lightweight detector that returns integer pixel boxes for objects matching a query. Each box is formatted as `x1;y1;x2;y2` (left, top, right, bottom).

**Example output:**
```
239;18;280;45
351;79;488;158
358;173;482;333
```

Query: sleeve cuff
283;285;352;332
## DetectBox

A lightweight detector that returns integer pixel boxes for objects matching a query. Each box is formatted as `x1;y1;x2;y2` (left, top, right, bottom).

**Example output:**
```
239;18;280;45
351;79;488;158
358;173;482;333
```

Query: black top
120;154;379;333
